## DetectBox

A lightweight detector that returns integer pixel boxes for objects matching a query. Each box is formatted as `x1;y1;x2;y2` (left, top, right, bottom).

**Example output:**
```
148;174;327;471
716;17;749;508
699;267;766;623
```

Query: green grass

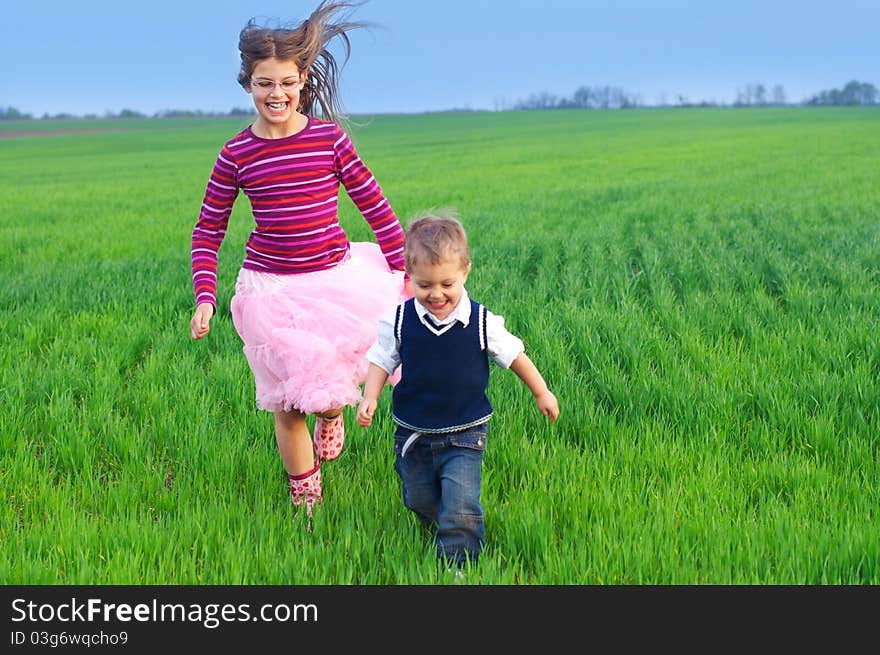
1;107;878;584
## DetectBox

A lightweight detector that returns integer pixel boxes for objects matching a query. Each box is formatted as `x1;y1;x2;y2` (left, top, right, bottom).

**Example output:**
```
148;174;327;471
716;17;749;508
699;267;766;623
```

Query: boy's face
408;256;470;321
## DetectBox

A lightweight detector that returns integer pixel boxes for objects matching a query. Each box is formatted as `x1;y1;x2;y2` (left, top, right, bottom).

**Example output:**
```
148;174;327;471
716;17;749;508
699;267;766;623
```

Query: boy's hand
536;390;560;422
357;398;377;427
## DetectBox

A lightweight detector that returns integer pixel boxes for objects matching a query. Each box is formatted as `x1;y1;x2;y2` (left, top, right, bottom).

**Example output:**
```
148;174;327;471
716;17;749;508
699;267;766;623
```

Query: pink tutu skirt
230;242;408;414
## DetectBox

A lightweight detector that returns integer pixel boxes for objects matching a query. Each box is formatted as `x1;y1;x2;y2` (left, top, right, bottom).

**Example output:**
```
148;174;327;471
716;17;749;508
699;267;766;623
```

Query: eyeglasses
250;77;302;94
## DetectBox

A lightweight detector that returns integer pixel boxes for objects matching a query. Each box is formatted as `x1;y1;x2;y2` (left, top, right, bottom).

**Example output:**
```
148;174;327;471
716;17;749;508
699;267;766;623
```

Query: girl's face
408;256;471;321
247;58;306;135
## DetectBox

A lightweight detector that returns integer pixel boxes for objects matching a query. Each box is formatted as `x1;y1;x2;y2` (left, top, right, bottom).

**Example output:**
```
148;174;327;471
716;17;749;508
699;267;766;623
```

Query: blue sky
3;0;878;117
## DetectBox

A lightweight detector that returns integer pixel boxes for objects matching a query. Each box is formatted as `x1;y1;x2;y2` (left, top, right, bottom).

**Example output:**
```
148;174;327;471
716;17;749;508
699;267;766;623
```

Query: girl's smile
248;58;307;138
266;101;290;113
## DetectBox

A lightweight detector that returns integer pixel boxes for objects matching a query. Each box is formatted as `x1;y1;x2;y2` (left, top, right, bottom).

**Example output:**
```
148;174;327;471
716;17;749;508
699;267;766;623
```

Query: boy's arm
357;363;391;427
509;353;560;422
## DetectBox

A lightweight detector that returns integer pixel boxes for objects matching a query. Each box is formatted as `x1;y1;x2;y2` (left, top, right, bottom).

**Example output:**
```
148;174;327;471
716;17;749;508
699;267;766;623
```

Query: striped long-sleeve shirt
191;117;405;309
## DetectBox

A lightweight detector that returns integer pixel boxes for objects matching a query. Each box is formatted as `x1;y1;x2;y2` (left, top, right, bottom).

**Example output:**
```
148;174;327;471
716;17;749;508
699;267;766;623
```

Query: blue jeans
393;424;488;565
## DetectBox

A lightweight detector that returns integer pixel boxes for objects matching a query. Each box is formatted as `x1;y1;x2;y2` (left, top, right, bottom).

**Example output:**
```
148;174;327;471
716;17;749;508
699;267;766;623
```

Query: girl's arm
357;364;390;427
333;129;405;272
509;353;560;422
191;145;239;312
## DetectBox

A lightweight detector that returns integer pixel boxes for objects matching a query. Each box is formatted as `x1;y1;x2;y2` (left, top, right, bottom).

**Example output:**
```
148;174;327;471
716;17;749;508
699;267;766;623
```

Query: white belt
400;432;422;458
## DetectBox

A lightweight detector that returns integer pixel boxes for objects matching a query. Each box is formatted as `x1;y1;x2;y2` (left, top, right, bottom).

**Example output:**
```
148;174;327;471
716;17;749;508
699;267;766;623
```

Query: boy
357;211;560;567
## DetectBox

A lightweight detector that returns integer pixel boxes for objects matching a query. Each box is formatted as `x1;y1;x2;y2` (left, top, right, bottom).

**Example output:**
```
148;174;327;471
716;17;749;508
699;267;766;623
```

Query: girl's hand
190;303;214;339
357;398;377;427
535;390;560;423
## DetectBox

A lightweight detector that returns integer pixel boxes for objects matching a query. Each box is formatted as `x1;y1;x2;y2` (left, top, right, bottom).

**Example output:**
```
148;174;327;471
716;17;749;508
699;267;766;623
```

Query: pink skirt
230;242;408;414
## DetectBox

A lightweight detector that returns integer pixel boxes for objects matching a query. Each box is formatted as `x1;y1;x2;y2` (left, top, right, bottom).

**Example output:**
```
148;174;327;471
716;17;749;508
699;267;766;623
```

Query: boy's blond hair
404;209;471;272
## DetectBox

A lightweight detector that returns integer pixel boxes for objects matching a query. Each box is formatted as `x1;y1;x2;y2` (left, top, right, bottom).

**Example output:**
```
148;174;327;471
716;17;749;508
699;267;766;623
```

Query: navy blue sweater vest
391;298;493;433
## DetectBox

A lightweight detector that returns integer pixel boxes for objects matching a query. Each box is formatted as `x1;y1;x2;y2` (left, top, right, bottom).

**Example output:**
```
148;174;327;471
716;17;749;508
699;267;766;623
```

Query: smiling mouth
266;102;288;110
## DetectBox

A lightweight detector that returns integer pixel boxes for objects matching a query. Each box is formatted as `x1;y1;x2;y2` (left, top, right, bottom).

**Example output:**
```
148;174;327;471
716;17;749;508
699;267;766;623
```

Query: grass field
1;107;878;584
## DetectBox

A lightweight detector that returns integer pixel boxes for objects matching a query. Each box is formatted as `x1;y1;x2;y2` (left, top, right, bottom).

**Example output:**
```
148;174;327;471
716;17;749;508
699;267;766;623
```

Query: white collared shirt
366;287;525;375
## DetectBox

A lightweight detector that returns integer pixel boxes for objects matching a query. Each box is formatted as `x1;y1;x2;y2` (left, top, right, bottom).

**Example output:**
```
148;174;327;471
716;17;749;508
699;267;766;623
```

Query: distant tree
841;80;878;104
513;92;558;110
674;94;719;108
753;83;767;106
0;106;32;120
771;84;786;106
573;86;593;108
492;96;511;111
155;109;203;118
735;83;770;107
512;84;638;111
534;92;559;109
806;80;879;106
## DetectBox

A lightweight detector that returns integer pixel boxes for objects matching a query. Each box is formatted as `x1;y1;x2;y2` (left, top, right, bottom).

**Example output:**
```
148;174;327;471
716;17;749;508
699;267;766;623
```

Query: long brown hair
237;1;368;126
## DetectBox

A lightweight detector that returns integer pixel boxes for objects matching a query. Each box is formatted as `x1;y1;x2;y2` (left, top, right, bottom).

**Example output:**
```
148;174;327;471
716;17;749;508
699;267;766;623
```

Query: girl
189;1;408;527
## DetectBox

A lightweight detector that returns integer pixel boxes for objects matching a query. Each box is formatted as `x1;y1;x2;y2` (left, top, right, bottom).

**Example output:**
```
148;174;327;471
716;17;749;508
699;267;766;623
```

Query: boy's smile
408;256;471;322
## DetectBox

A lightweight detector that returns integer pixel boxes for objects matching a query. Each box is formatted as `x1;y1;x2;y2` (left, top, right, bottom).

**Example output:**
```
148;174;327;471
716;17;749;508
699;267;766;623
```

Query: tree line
0;107;256;121
1;80;877;120
509;79;878;110
511;85;639;110
804;80;879;106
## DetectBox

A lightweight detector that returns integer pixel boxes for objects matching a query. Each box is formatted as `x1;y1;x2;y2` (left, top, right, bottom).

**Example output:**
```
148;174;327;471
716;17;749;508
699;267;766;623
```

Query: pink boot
313;414;345;462
288;462;322;530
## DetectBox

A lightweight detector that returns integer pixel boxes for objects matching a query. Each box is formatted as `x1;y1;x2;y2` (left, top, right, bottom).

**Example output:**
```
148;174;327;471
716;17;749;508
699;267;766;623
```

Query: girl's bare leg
273;410;315;475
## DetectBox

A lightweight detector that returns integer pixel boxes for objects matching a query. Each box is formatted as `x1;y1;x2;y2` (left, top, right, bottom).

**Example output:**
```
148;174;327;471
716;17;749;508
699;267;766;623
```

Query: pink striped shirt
191;117;405;309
